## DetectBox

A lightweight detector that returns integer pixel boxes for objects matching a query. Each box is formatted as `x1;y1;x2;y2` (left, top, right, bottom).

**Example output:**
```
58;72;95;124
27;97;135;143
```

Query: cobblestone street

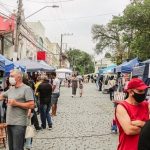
31;83;118;150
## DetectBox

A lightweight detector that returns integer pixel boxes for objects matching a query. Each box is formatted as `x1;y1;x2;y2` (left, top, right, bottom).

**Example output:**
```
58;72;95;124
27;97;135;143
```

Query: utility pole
59;33;73;68
14;0;23;60
0;36;4;55
59;34;63;68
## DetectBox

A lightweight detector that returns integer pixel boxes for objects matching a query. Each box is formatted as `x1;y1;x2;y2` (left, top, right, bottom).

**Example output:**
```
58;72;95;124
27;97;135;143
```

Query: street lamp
25;5;59;19
59;33;73;68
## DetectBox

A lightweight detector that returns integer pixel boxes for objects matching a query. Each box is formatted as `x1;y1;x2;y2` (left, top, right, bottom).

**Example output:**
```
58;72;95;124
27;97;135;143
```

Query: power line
0;2;16;8
26;0;74;4
0;11;15;20
0;3;14;14
20;24;60;56
35;12;120;22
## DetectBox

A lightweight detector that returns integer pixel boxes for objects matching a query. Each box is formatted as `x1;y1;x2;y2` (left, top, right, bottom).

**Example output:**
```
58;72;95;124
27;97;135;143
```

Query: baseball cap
127;78;149;90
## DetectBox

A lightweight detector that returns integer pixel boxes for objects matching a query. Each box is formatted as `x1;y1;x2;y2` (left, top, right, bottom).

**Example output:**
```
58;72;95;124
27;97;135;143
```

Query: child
111;118;117;134
79;79;83;97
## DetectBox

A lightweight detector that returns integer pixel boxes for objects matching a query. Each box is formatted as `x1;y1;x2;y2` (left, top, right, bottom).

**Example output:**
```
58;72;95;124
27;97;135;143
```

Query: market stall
56;68;72;79
16;59;55;72
116;58;139;73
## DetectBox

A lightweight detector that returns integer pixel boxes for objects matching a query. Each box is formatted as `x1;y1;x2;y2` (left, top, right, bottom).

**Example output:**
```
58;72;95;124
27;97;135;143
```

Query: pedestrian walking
71;74;78;98
115;78;149;150
51;72;60;116
79;79;83;97
108;76;116;100
36;75;53;129
98;75;103;91
87;75;90;83
67;74;71;88
0;69;34;150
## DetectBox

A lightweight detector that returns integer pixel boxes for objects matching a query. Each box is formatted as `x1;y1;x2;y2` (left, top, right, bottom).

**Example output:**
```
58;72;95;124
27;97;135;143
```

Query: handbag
114;91;125;101
25;118;35;138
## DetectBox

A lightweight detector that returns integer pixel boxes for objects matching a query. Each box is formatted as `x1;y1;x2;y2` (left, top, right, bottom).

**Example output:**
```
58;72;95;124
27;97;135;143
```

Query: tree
92;16;127;64
66;49;94;74
91;0;150;63
122;0;150;60
105;52;111;58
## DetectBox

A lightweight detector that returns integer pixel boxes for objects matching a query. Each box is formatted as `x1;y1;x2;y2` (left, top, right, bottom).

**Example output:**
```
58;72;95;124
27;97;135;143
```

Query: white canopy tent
56;68;72;73
56;68;72;79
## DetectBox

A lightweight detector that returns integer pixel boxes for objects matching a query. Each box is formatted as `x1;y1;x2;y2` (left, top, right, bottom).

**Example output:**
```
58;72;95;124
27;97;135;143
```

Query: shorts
51;93;60;104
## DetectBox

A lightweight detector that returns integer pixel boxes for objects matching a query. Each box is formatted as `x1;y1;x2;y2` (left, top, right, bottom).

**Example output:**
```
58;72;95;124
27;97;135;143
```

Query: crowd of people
63;74;84;98
0;70;61;150
0;69;150;150
0;69;86;150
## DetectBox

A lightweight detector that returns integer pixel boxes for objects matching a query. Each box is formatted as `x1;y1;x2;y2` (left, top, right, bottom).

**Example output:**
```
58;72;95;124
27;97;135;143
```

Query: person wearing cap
115;78;149;150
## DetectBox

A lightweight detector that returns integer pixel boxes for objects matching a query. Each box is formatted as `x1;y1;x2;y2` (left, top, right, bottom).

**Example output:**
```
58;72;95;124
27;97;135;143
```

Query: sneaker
48;125;52;130
36;127;42;131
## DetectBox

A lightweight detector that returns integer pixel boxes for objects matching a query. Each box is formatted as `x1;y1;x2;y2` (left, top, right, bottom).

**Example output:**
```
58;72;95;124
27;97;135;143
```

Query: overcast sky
1;0;130;58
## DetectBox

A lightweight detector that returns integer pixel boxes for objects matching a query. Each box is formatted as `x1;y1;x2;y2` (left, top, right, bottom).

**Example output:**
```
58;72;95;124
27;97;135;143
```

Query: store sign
37;51;46;60
0;15;15;32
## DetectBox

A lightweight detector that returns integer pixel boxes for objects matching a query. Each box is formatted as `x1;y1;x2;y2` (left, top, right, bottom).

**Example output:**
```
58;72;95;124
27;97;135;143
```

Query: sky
0;0;131;59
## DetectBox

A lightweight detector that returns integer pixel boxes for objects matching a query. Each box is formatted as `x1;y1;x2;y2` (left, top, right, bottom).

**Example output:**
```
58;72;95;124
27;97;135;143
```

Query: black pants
109;88;114;101
98;82;102;91
31;110;40;129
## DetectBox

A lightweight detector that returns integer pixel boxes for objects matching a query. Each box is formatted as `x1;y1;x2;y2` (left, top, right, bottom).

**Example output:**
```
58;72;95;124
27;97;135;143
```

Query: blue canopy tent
132;59;150;86
13;62;26;72
115;61;128;73
0;58;5;71
16;59;55;72
0;54;14;73
102;64;117;74
116;58;139;73
99;68;105;75
142;59;150;64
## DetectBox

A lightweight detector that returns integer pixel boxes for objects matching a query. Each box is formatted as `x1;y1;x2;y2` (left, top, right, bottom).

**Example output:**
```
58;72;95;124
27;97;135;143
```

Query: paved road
31;83;118;150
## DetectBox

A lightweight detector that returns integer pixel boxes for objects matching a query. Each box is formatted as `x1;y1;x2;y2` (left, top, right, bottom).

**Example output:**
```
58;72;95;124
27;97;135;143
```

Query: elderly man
116;78;149;150
0;69;34;150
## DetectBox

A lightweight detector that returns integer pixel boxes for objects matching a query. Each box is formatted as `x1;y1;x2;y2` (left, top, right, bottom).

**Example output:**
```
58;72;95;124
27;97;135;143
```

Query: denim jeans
24;138;32;149
40;103;52;129
7;125;26;150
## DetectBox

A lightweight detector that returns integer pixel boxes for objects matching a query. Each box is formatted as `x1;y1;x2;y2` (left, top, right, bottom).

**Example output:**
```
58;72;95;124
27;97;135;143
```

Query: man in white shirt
51;72;60;116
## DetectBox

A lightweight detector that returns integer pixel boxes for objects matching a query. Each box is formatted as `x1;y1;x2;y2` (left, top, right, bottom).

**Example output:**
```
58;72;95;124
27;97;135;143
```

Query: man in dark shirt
37;75;52;129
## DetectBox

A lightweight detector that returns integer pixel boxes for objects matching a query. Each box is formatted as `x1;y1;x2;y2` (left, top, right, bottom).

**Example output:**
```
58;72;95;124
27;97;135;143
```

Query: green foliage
66;49;94;74
92;16;128;64
91;0;150;63
105;52;111;58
